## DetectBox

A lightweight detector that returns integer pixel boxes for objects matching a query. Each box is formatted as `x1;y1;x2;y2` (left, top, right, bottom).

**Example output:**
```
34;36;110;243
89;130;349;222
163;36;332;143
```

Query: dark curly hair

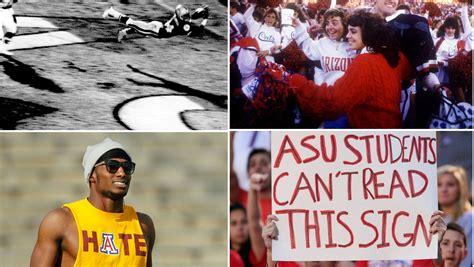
347;10;400;68
437;16;461;39
323;8;348;41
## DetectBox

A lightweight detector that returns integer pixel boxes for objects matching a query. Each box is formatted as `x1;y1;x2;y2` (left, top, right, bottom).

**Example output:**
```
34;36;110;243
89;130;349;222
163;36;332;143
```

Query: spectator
230;203;266;267
231;1;247;35
243;3;282;62
294;8;355;128
435;16;463;85
437;165;473;267
439;223;468;267
289;10;412;128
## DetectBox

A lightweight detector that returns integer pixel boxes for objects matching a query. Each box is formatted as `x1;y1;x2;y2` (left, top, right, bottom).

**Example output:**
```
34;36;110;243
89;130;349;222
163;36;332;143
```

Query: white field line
8;17;84;50
16;17;58;28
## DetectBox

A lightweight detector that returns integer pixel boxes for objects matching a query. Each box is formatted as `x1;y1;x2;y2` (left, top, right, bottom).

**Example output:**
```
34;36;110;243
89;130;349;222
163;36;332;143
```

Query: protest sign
271;131;438;261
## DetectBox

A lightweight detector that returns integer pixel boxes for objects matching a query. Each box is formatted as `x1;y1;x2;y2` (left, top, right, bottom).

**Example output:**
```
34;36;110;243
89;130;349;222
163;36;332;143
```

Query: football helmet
175;4;190;21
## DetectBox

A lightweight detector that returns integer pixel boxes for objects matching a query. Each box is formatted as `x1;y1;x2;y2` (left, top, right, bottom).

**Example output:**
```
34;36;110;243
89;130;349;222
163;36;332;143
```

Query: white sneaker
102;7;115;19
0;42;13;56
117;29;127;42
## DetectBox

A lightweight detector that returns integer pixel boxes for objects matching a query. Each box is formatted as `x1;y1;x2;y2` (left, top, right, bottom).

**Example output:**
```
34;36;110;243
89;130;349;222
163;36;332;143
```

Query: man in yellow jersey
30;138;155;267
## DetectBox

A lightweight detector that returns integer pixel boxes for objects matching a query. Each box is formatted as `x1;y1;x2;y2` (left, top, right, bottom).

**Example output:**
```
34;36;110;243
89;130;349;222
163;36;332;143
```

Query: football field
0;0;227;130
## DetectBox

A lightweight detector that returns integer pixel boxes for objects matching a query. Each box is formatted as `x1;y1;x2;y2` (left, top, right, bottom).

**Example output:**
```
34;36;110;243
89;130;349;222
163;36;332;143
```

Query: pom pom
280;41;309;73
243;62;299;127
448;50;472;92
256;0;282;8
307;0;348;14
423;2;442;17
308;1;330;14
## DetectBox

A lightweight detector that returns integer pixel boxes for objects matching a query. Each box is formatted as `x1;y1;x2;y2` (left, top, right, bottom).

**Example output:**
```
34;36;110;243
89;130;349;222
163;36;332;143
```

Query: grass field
0;0;227;130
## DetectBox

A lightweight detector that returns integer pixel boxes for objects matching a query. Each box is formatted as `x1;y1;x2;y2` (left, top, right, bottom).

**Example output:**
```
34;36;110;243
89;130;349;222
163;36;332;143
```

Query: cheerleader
243;3;282;62
294;8;356;128
434;16;463;85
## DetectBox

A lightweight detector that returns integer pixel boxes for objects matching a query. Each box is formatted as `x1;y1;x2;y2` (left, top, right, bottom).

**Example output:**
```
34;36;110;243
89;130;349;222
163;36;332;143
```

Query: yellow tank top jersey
63;198;148;267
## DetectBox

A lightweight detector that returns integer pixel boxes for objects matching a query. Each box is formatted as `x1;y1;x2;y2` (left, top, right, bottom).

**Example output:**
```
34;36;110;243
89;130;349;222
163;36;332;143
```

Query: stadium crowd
230;0;473;129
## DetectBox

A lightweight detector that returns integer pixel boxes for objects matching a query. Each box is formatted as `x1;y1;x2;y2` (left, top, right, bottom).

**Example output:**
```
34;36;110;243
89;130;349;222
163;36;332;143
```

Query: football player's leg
102;6;128;22
125;19;163;38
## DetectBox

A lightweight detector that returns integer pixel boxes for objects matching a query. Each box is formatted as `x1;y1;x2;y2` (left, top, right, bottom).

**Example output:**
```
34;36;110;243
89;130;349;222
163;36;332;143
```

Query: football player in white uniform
0;0;17;55
102;4;209;42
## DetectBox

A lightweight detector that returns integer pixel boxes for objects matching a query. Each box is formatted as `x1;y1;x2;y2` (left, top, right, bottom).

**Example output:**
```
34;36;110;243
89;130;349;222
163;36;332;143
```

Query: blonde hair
437;165;472;221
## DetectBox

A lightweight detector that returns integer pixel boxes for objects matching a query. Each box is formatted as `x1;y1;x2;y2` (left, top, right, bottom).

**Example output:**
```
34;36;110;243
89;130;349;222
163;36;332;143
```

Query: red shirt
355;260;436;267
249;247;266;267
230;250;245;267
290;52;413;128
238;188;272;224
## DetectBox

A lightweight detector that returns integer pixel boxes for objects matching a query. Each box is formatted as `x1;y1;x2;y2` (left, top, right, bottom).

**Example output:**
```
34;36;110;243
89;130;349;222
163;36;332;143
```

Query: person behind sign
230;250;245;267
232;148;273;224
30;138;155;267
246;151;301;267
439;223;468;267
230;203;266;267
262;211;448;267
437;165;473;267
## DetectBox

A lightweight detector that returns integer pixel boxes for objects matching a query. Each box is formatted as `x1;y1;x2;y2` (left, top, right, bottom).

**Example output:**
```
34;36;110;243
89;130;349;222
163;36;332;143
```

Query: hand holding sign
263;215;280;249
429;211;447;238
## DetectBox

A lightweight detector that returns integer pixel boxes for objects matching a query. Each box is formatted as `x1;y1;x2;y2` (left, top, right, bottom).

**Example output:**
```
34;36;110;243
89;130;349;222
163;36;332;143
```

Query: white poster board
281;9;295;26
271;131;438;261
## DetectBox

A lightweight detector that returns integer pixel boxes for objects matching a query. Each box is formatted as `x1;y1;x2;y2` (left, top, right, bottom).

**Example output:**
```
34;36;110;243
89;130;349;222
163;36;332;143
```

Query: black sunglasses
95;159;136;175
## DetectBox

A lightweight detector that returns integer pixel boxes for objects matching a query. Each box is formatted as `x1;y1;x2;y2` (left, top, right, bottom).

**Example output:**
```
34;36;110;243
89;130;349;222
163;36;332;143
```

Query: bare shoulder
31;207;76;266
137;212;155;246
39;207;74;235
137;212;155;232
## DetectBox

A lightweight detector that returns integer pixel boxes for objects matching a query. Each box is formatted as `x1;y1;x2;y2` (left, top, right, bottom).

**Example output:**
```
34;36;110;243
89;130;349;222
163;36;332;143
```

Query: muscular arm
138;212;156;267
30;208;70;267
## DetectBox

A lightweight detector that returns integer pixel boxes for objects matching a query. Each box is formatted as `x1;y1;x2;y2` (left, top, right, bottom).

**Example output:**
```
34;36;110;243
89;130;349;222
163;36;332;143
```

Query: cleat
117;29;127;42
102;7;115;19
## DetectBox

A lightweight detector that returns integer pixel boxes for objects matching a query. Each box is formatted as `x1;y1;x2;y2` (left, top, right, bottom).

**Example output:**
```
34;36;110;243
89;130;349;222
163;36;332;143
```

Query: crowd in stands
230;0;473;129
